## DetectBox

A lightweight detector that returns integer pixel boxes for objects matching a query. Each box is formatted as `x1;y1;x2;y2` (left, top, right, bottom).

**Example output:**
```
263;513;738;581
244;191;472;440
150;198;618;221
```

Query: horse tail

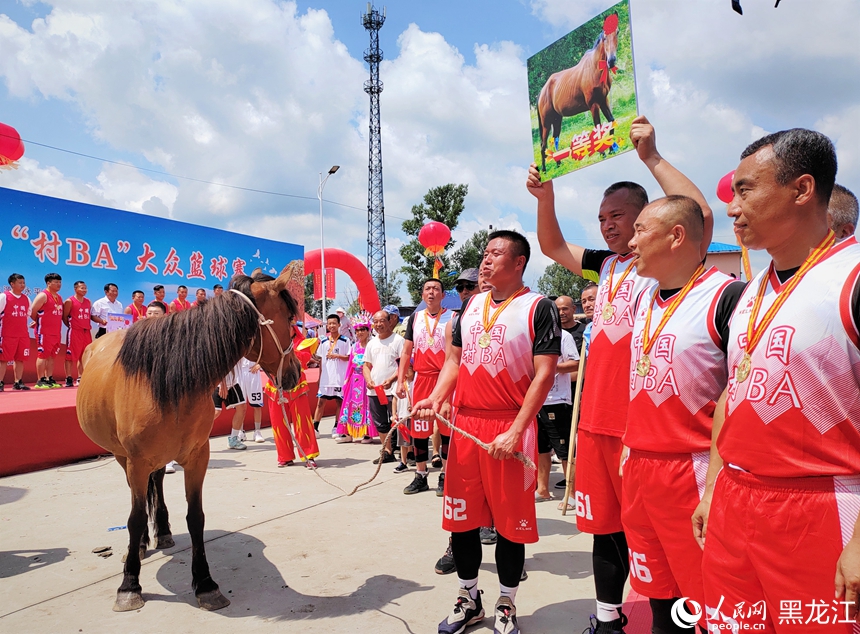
145;468;165;549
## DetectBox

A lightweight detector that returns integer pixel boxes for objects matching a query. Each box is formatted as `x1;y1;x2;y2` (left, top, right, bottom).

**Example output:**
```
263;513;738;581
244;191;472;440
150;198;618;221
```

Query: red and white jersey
129;303;147;322
581;253;652;437
68;296;92;331
36;291;64;338
410;308;451;375
171;298;191;312
719;238;860;477
0;291;31;339
626;268;735;453
454;290;547;411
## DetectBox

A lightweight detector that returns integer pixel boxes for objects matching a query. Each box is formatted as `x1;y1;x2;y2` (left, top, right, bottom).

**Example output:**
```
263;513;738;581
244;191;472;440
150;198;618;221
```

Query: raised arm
526;164;586;276
630;115;713;259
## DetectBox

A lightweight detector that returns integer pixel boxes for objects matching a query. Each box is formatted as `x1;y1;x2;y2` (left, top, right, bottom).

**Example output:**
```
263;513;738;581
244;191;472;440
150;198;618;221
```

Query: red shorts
621;450;709;603
703;468;860;633
574;429;624;534
37;332;62;359
0;336;30;362
66;328;92;362
410;371;439;439
442;409;538;544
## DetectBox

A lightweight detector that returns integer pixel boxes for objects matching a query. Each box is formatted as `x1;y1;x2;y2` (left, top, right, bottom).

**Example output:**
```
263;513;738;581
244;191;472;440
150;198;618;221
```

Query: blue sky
1;0;858;304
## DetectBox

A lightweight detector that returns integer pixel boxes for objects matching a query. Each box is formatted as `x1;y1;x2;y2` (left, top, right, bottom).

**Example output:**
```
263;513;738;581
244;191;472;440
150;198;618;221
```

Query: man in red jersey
63;280;92;387
30;272;65;389
415;230;560;634
0;273;32;391
622;196;744;633
171;285;191;312
526;115;714;634
124;290;147;322
694;129;860;633
398;278;452;495
192;288;207;306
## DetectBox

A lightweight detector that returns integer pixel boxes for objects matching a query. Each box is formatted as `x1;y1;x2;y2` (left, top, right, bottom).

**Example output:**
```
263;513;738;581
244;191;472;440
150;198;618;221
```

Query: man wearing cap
384;304;406;337
335;307;356;343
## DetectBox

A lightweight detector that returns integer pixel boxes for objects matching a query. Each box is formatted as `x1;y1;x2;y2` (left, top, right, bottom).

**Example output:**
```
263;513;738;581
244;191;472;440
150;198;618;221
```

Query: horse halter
228;289;295;389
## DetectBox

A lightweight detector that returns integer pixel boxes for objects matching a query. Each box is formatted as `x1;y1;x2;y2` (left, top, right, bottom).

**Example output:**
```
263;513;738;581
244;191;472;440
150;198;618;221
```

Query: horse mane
234;270;300;320
592;31;605;49
116;286;260;411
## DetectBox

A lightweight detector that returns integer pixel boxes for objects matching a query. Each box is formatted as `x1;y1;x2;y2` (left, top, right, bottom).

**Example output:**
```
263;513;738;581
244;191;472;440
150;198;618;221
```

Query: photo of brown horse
536;13;620;172
76;263;303;612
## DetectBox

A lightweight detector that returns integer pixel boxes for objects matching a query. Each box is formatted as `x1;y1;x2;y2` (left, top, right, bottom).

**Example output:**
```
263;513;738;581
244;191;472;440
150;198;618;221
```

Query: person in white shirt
364;310;405;464
91;283;123;339
535;328;580;508
313;313;351;438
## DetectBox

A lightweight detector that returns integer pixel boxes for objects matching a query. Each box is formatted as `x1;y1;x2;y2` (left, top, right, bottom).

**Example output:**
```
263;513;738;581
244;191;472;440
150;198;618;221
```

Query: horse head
243;262;304;392
601;12;619;71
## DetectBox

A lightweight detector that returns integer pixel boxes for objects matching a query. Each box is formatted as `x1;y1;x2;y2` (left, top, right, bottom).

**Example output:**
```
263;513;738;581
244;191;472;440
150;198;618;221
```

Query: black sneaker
393;462;409;473
372;451;396;465
65;376;74;388
435;537;456;575
0;381;4;392
439;588;484;634
479;526;497;545
33;378;52;390
431;453;443;469
403;473;429;495
13;381;30;391
554;478;566;490
581;613;628;634
493;597;519;634
47;376;62;388
436;472;445;497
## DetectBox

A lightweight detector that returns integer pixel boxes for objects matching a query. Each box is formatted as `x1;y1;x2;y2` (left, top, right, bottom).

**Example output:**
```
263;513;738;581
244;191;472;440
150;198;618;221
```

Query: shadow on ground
0;548;70;578
0;485;27;505
537;516;580;537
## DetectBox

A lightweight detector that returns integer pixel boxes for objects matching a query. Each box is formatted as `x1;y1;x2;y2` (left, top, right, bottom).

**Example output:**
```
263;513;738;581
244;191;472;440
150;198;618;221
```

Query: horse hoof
113;591;145;612
156;535;175;549
197;589;230;611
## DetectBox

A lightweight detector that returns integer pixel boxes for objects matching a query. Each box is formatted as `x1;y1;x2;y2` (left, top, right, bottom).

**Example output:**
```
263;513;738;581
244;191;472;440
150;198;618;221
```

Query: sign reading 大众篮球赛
0;187;304;307
527;0;638;181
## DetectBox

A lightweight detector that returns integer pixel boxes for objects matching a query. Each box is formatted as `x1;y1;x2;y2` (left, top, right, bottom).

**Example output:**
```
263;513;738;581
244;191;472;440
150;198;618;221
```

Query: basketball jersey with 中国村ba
453;290;560;411
68;296;92;330
580;253;652;437
625;268;735;454
719;238;860;478
37;291;64;337
407;308;451;374
1;291;30;338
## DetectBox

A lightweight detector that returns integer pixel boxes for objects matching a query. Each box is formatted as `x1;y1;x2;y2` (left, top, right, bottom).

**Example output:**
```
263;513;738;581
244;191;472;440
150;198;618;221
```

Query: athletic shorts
442;409;538;544
702;468;860;633
1;336;30;362
621;450;709;603
573;428;624;534
37;332;62;359
213;384;245;410
410;371;439;440
241;368;263;408
317;386;343;400
536;402;573;460
65;328;92;362
368;393;392;434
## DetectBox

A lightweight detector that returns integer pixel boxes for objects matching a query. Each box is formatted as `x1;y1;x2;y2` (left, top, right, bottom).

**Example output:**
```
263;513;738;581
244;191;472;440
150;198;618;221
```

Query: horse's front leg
184;441;230;611
598;98;615;124
114;459;150;612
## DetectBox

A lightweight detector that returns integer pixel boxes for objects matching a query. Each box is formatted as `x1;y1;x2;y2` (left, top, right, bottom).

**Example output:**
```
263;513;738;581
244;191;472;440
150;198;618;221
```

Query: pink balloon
716;170;735;204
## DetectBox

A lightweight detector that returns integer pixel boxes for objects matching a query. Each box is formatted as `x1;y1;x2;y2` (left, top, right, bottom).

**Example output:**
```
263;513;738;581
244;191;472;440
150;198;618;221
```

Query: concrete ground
0;417;601;634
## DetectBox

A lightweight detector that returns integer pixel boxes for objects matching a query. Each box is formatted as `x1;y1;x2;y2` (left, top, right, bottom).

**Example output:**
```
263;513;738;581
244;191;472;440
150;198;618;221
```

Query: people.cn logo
671;598;703;629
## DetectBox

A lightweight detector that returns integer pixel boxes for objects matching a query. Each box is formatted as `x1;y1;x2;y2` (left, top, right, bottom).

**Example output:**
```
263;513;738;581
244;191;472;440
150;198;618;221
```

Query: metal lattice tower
362;3;387;299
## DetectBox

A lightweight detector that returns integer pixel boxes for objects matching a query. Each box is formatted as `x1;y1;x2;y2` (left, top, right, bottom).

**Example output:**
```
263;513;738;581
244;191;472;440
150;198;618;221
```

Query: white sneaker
331;426;338;439
237;430;246;442
165;461;176;474
551;454;562;464
254;431;264;443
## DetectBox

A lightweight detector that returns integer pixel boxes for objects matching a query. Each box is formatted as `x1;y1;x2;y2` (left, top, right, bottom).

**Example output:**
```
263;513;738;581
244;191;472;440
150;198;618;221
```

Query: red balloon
716;170;735;204
418;221;451;252
0;122;24;162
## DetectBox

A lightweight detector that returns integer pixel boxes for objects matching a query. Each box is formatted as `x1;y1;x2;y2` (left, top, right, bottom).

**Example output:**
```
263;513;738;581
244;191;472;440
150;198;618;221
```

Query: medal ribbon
604;256;635;312
743;230;835;356
482;286;528;334
640;264;706;357
423;308;445;343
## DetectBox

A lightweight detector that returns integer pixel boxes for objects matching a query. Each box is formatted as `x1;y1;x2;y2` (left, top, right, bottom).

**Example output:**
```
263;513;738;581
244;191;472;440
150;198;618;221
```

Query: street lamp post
318;165;340;320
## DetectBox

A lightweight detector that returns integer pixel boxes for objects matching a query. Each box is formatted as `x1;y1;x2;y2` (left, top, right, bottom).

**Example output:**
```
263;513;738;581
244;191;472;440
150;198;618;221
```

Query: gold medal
735;352;752;383
602;304;615;322
478;332;492;348
478;286;528;350
636;355;651;377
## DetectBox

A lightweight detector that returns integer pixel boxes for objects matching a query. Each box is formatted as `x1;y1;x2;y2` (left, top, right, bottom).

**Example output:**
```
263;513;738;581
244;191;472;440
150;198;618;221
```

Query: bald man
828;183;858;240
623;195;745;633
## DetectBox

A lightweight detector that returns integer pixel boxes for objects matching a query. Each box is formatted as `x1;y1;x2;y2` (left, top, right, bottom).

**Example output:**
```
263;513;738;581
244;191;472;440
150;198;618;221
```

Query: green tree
537;262;587;299
399;184;468;303
378;269;403;308
449;229;488;275
304;274;323;320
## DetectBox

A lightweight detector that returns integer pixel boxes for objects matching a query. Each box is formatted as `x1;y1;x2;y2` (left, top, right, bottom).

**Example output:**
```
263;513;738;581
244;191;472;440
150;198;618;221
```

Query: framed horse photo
527;0;638;181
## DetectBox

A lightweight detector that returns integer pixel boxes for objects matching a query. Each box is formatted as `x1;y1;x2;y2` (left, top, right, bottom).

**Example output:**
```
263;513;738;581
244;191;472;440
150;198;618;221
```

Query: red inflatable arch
304;248;381;314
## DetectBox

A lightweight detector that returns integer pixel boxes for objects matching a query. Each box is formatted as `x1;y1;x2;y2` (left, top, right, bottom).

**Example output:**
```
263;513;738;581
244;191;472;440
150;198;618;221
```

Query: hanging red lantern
418;221;452;279
716;170;735;204
0;122;25;169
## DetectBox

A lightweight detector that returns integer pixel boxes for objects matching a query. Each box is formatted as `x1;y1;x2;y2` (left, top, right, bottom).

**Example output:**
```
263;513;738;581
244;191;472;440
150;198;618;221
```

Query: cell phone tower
362;3;388;300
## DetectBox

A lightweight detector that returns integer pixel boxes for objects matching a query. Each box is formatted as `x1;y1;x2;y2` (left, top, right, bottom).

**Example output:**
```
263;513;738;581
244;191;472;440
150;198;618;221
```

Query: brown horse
77;264;303;612
537;13;620;171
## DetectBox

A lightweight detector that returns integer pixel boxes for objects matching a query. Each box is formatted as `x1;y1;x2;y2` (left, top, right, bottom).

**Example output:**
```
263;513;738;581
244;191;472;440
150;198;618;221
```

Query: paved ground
0;417;602;633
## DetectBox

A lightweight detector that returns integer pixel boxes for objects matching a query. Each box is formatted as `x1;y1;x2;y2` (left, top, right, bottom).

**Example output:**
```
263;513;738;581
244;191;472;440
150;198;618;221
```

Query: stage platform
0;368;337;478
